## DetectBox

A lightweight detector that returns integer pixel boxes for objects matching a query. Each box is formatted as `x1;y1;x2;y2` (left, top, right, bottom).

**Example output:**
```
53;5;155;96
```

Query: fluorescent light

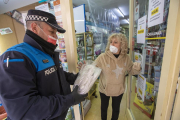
125;19;129;24
74;20;84;22
117;8;124;18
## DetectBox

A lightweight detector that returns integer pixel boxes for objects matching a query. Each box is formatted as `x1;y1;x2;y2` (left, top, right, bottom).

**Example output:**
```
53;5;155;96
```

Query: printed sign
137;15;147;43
135;5;139;21
137;74;146;101
148;0;165;28
0;27;13;35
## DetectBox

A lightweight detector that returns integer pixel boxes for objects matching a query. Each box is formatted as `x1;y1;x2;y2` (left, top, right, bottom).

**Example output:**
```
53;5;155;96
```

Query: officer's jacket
0;34;78;120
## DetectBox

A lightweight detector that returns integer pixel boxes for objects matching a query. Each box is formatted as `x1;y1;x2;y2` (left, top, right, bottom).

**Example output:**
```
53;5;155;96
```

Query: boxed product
134;82;154;118
154;66;161;91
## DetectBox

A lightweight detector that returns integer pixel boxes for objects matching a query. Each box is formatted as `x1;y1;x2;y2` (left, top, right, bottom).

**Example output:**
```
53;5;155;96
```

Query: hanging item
86;34;93;46
135;4;139;21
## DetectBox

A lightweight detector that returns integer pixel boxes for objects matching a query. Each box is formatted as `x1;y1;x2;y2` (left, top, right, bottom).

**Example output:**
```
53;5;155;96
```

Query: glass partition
130;0;170;119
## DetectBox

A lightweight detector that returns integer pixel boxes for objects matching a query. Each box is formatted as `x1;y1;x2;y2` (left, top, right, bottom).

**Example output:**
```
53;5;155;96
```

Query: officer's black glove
72;86;88;105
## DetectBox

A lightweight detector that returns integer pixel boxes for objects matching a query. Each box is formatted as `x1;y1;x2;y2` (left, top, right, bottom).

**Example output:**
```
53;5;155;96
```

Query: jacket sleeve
93;53;103;68
126;55;141;75
64;71;78;85
0;51;75;120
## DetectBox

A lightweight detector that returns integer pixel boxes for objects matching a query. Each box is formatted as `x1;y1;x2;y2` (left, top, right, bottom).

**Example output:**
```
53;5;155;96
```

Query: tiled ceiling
73;0;129;25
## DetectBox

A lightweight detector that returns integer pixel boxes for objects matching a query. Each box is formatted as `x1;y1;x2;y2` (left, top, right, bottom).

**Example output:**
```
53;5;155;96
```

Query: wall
0;14;19;54
14;2;43;43
0;2;43;54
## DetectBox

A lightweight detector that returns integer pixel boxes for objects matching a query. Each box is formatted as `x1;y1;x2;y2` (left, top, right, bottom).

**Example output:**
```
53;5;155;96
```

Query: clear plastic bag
74;61;102;94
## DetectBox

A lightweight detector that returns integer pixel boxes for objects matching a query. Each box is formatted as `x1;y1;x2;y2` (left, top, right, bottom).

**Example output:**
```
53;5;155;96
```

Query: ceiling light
125;19;129;24
117;8;124;18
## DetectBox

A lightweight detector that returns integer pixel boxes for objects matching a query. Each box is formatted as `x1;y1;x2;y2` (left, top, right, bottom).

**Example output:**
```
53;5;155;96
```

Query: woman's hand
77;60;86;70
133;62;141;71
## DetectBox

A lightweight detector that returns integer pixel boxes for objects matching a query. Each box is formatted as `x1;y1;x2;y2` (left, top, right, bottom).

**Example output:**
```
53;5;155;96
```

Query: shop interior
0;0;179;120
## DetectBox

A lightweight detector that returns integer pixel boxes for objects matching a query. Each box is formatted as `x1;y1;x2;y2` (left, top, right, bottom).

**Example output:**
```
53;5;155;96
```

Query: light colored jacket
95;51;141;96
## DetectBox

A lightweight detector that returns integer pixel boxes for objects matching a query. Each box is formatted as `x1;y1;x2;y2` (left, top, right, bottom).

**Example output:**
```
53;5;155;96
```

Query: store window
130;0;170;119
73;0;130;119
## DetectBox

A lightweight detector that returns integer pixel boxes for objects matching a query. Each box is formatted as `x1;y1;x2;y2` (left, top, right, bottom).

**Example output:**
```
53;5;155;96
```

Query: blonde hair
105;33;128;55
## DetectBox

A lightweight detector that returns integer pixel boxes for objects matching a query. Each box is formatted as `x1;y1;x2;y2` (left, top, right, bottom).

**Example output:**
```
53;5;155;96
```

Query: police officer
0;9;87;120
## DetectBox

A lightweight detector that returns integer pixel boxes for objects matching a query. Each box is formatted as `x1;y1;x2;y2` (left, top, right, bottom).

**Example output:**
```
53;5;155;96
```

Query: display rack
75;32;94;61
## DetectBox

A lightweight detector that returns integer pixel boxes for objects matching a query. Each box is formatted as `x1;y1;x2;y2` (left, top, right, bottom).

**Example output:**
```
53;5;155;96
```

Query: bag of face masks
73;60;102;94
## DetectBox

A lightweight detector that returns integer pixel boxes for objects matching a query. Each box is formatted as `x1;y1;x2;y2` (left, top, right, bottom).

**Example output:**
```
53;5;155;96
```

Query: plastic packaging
86;0;120;33
74;61;102;94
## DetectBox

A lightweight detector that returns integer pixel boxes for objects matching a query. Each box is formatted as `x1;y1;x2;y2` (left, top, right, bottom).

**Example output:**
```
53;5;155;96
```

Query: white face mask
110;45;118;54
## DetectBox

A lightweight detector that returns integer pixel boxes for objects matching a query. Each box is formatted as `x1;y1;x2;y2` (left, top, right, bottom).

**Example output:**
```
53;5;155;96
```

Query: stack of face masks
74;63;102;94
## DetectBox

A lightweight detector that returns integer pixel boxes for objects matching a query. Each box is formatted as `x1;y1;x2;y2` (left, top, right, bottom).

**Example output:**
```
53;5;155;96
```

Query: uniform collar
23;34;59;58
24;30;57;56
23;34;45;52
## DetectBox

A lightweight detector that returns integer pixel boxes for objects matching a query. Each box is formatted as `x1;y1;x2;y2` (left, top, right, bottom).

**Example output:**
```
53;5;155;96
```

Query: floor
84;77;154;120
84;82;127;120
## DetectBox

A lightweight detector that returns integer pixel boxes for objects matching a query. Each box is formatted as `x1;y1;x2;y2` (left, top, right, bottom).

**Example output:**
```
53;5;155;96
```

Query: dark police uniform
0;9;86;120
0;33;78;120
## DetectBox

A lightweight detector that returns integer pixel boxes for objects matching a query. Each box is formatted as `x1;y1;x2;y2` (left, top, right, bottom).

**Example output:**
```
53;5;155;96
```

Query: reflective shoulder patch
4;59;24;63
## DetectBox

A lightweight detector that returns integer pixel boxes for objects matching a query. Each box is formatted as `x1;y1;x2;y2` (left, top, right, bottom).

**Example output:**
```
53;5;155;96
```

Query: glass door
126;0;180;119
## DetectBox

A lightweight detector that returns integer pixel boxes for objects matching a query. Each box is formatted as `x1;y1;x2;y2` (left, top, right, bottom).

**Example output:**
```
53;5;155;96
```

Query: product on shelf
76;32;94;61
60;54;67;63
94;44;101;56
86;34;93;46
154;66;161;91
77;47;85;55
76;36;84;47
59;40;65;49
62;63;68;72
86;47;93;56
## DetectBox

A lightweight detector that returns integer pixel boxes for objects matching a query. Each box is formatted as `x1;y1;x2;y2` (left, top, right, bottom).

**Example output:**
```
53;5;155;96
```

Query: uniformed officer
0;9;87;120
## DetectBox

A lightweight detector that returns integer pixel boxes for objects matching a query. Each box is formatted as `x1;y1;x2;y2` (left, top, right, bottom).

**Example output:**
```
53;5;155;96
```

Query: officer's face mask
37;25;57;45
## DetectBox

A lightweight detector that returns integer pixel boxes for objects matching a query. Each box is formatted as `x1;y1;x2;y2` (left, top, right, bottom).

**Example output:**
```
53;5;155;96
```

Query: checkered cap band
26;15;49;22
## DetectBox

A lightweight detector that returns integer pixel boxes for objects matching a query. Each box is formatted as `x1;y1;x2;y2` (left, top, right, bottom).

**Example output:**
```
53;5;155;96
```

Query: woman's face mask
110;45;118;54
37;25;57;45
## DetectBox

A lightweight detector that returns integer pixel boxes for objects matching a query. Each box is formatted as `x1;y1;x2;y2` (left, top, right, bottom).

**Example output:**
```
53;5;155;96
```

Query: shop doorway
127;0;180;120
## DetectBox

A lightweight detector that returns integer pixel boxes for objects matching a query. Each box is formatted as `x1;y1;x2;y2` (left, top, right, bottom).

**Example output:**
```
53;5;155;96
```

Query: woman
78;33;141;120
